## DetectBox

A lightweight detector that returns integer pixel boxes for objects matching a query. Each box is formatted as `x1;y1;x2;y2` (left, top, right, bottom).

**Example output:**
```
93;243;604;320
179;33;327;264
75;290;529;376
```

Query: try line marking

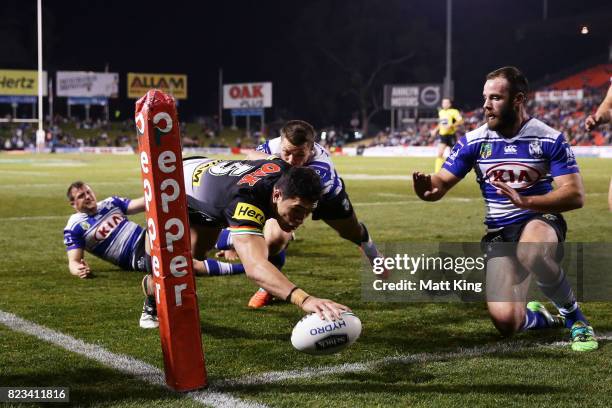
214;331;611;389
0;310;267;408
2;309;609;404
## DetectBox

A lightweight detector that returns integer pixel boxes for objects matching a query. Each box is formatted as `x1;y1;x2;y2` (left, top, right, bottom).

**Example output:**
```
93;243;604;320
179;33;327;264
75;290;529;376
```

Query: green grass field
0;153;611;407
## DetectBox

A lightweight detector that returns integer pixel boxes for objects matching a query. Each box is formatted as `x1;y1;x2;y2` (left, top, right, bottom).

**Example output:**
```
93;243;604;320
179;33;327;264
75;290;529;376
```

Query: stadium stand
1;65;610;151
359;65;611;148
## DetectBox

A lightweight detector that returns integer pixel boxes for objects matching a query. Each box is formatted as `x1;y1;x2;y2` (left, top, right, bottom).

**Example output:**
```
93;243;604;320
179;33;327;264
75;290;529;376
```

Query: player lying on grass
413;66;597;352
214;120;387;308
64;181;244;278
64;182;244;327
141;158;352;327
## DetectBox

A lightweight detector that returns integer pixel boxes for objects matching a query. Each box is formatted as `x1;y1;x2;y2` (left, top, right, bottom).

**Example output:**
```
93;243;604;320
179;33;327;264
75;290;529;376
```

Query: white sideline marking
0;310;267;408
214;332;612;389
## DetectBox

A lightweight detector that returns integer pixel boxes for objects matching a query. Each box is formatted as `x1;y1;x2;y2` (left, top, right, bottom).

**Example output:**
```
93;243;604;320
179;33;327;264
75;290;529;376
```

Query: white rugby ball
291;312;362;355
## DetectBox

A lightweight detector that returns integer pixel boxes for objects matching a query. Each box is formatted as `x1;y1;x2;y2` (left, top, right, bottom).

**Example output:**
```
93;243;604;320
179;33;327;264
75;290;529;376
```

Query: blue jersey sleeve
256;141;271;154
309;161;333;187
63;228;84;250
548;134;579;177
442;136;476;178
111;196;131;214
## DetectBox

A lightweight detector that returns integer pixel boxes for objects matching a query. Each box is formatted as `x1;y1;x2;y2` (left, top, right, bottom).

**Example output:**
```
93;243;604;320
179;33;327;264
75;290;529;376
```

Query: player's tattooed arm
413;169;461;201
492;173;585;212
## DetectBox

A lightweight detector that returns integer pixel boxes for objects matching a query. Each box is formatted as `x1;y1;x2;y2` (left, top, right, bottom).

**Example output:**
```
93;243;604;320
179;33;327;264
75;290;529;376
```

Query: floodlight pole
36;0;45;152
443;0;453;99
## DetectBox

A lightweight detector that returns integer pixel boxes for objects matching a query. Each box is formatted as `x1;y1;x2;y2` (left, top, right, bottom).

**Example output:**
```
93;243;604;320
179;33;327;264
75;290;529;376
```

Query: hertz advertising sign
0;70;48;96
127;73;187;100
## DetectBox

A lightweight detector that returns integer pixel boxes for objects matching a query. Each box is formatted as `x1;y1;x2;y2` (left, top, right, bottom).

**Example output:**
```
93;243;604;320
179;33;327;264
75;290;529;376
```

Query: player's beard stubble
488;99;519;135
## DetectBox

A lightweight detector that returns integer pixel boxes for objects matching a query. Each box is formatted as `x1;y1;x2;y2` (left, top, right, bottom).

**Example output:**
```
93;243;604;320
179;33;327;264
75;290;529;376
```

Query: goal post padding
135;89;207;391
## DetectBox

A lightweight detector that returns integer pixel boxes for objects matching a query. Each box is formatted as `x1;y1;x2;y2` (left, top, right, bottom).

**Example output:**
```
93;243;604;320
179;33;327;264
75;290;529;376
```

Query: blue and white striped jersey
63;197;145;270
256;137;343;199
443;118;579;230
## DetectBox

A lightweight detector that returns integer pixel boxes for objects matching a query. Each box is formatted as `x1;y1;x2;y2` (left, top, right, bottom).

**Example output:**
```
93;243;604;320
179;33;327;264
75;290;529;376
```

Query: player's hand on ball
413;172;439;200
301;297;351;321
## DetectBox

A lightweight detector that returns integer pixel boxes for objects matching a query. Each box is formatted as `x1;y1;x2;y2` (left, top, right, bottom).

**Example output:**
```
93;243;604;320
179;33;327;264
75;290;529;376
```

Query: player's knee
488;304;524;337
516;244;556;273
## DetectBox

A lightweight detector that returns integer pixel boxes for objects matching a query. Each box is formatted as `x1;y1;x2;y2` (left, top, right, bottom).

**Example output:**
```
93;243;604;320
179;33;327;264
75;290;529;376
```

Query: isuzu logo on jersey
485;162;542;189
93;213;124;241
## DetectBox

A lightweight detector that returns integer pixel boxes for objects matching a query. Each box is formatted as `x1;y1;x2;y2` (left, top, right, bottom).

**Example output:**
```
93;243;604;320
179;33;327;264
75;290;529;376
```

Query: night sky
1;0;611;129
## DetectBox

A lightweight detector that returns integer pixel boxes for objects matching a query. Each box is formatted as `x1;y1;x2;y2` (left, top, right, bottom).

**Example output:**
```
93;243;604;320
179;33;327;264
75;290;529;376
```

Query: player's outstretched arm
232;234;351;320
67;248;91;279
413;169;461;202
492;173;584;213
126;197;146;214
585;84;612;131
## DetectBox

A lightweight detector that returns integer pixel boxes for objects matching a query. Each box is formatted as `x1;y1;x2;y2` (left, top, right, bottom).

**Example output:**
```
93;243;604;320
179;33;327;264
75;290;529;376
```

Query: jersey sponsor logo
192;160;220;186
237;162;281;186
208;161;254;177
485;162;542;189
528;140;543;158
480;143;492;159
93;213;124;241
504;144;517;154
232;203;265;226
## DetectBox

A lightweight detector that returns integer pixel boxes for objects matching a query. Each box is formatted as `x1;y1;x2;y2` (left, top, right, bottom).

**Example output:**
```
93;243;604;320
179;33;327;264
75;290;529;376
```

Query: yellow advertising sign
0;70;48;96
127;73;187;99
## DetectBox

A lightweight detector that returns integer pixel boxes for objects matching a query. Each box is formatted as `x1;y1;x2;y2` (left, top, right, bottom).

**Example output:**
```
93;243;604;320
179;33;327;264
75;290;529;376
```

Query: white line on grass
0;180;141;188
2;308;609;402
213;332;612;389
0;310;267;408
343;174;412;180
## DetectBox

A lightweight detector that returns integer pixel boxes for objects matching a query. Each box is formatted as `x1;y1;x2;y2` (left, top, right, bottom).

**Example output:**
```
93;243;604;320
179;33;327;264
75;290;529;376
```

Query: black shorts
131;231;147;272
437;134;456;147
188;208;224;229
312;179;354;221
481;213;567;261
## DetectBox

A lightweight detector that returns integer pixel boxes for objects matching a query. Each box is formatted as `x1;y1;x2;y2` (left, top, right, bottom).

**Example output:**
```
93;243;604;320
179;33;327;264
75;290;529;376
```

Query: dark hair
280;120;316;146
486;66;529;99
66;181;86;201
274;167;321;203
